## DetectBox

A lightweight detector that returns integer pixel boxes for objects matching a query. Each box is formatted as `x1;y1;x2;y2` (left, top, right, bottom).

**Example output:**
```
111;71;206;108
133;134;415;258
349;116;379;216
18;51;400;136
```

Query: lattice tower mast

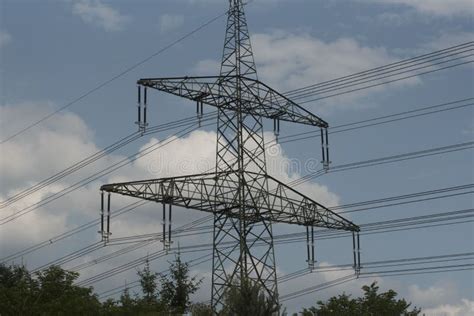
99;0;361;312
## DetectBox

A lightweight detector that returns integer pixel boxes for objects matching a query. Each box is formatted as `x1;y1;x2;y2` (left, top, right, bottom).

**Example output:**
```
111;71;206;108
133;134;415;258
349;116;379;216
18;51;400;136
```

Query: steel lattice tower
99;0;360;312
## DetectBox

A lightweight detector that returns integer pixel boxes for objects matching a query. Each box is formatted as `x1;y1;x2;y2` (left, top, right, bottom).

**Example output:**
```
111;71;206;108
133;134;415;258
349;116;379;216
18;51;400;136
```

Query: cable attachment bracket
320;127;330;171
98;191;105;242
196;100;204;127
306;223;316;271
162;202;173;253
352;231;361;278
273;117;280;143
136;86;149;134
99;192;112;244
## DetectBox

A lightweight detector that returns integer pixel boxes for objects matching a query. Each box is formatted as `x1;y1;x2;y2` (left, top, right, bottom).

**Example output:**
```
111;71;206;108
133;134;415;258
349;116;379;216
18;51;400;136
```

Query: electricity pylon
99;0;360;312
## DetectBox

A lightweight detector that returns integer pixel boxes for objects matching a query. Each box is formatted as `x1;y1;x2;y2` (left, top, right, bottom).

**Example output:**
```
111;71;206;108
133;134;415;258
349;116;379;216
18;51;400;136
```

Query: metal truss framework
100;0;360;313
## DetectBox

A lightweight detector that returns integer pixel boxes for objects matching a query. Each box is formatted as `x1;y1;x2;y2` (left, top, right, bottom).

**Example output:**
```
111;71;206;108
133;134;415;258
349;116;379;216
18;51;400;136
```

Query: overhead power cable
0;112;217;209
283;42;473;97
3;95;470;263
0;121;215;225
71;206;473;288
3;157;470;265
286;141;474;188
0;11;227;144
0;200;149;264
98;251;473;300
7;95;469;216
280;263;474;302
273;97;474;146
32;214;214;273
278;42;473;104
299;60;473;104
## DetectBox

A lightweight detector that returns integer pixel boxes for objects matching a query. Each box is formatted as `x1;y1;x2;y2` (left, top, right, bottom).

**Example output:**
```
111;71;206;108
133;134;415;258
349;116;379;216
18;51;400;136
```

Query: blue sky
1;0;473;314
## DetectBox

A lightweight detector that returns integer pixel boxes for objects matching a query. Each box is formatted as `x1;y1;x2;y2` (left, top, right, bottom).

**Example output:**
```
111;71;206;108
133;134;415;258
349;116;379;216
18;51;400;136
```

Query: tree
220;276;279;316
159;254;202;314
136;259;166;314
0;264;101;315
35;265;101;315
119;286;138;315
0;264;39;315
190;303;213;316
138;259;159;305
302;281;421;316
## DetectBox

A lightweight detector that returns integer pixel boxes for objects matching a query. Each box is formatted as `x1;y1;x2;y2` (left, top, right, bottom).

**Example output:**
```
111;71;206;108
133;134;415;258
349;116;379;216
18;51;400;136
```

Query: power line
70;206;473;288
7;94;469;214
0;200;150;264
277;42;473;104
94;217;474;298
0;113;217;209
283;42;473;96
280;263;474;302
3;143;470;264
3;96;470;264
0;11;227;144
289;49;473;102
32;214;214;273
0;121;215;225
273;97;474;146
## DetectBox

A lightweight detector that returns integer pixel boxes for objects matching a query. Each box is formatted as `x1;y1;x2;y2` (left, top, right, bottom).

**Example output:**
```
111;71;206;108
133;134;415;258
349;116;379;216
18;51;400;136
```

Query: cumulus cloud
2;103;471;310
0;100;340;265
0;30;11;47
423;32;474;51
251;32;395;92
408;282;460;308
72;0;130;31
362;0;474;17
159;14;185;33
195;31;419;111
0;101;97;191
0;101;126;248
135;129;340;207
423;299;474;316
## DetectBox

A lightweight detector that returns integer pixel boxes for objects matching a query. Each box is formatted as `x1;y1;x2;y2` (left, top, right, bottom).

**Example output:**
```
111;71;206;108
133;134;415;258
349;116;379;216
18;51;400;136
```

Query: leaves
0;264;101;315
220;276;279;316
303;281;421;316
159;254;202;314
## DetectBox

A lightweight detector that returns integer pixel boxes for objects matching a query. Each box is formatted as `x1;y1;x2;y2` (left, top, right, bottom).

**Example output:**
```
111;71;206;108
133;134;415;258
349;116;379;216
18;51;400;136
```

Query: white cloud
0;30;11;47
72;0;129;31
363;0;474;17
408;282;460;308
0;101;97;191
195;31;419;111
135;129;341;207
3;103;471;311
424;32;474;51
423;299;474;316
0;101;128;248
159;14;185;33
0;100;341;266
251;31;395;92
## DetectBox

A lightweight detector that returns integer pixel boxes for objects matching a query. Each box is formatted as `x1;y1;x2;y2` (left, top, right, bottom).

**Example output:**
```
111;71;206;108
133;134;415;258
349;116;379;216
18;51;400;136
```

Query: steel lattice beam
100;171;359;231
138;76;328;128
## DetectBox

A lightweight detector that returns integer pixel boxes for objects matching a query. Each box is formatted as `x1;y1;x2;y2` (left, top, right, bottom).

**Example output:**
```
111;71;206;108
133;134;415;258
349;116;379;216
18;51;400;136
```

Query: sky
0;0;473;314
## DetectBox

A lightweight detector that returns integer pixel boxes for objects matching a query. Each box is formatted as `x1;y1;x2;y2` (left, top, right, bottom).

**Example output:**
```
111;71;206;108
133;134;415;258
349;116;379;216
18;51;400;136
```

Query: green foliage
0;264;101;315
99;255;202;315
0;264;38;315
6;261;423;316
138;259;159;305
220;276;279;316
190;303;213;316
302;281;421;316
159;254;202;314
